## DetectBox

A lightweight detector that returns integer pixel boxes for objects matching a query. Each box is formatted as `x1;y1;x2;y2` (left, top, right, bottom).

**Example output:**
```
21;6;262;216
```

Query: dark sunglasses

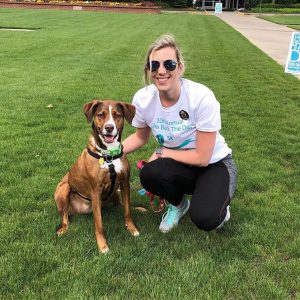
147;60;179;72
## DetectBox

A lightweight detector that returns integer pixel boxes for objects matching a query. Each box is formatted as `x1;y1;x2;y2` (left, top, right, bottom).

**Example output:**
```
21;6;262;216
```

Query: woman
123;34;237;233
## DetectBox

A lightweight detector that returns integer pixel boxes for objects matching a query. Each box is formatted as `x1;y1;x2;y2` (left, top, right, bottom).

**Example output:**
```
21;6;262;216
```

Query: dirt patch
0;28;36;31
0;25;40;30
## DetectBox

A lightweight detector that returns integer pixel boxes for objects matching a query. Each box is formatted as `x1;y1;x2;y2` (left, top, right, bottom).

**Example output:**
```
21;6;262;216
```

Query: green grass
0;8;300;299
251;7;300;14
259;15;300;30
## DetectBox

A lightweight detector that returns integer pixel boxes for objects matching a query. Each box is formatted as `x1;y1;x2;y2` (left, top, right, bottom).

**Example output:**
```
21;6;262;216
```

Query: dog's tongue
104;135;114;143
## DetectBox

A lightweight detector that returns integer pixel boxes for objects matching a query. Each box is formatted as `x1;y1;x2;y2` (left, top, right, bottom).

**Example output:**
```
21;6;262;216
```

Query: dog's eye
97;112;105;118
114;113;122;119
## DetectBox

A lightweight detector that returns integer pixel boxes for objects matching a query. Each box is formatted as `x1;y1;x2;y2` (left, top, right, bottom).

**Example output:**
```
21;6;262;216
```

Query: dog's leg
120;180;139;237
54;173;71;236
91;187;109;254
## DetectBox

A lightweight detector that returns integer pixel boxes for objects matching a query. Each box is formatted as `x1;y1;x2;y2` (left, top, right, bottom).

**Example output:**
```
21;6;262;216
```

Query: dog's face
84;100;135;148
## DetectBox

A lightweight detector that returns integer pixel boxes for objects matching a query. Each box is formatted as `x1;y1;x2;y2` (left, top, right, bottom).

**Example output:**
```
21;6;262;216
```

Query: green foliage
260;2;300;7
0;8;300;299
248;0;300;9
171;0;189;8
276;0;299;5
157;0;191;8
251;6;300;12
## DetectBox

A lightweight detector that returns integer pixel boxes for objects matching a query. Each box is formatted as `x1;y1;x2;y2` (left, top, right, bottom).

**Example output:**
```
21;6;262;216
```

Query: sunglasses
147;60;179;72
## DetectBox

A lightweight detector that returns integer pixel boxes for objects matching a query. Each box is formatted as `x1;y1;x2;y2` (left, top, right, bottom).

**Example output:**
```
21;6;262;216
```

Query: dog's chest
100;158;123;173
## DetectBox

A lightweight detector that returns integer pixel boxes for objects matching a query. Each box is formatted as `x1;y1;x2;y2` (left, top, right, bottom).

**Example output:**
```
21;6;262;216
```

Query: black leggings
140;157;237;231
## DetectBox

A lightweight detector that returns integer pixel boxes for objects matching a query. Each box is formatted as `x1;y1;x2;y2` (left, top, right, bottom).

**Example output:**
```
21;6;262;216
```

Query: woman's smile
156;76;170;85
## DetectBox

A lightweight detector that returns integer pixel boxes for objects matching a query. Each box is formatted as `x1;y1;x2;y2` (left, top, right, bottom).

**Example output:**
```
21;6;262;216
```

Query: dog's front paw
128;227;140;237
125;221;140;237
99;245;109;254
56;224;68;236
132;230;140;237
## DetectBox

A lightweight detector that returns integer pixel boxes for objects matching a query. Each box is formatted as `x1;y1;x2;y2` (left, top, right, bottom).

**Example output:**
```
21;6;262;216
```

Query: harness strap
106;163;117;199
70;187;91;201
71;147;121;202
70;165;116;202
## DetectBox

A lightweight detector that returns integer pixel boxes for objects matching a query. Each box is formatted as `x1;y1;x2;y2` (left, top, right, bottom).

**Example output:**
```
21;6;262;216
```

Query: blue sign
285;32;300;74
215;2;222;14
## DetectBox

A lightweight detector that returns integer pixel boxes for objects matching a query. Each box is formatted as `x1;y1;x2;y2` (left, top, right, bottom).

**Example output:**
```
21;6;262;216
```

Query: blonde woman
123;34;237;233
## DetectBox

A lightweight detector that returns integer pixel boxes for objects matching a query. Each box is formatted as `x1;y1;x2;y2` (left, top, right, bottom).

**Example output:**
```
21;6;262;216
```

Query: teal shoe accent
159;198;190;233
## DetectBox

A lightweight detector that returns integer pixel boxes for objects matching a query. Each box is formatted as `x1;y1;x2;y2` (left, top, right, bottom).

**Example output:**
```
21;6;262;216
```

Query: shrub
251;6;300;12
248;0;300;9
157;0;190;8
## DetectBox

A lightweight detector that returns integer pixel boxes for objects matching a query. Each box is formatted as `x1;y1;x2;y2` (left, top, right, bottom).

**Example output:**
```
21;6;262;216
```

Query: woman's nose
157;62;166;73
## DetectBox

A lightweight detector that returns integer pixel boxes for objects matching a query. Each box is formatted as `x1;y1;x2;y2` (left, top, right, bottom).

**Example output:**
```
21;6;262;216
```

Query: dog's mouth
103;134;116;144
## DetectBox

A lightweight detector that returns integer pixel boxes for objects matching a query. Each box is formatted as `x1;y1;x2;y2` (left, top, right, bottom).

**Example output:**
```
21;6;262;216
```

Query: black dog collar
87;147;123;162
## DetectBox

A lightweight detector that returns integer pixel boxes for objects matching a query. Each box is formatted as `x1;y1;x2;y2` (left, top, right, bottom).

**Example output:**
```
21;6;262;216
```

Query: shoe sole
216;206;230;230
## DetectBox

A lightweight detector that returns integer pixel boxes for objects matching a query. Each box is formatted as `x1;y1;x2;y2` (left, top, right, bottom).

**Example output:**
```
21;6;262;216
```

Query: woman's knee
190;213;218;231
189;203;221;231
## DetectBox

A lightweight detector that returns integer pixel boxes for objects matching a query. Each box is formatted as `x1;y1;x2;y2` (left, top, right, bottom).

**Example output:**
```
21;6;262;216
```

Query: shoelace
162;204;180;224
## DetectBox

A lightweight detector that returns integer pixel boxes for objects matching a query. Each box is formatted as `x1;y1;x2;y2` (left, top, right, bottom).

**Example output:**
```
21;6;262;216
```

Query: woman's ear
178;62;184;76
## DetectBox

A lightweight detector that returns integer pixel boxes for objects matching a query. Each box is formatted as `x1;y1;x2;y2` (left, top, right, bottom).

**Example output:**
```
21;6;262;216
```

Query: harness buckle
105;155;113;163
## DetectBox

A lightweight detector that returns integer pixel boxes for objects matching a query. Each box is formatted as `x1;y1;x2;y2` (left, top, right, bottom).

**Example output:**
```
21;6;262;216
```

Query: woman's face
148;47;183;95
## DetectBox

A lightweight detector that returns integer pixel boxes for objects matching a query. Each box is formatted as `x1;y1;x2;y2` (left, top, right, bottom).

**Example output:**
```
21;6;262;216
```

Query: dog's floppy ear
117;102;136;124
83;100;102;123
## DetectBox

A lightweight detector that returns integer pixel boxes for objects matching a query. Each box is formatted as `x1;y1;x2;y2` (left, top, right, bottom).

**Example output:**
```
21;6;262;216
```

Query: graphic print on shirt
150;115;196;149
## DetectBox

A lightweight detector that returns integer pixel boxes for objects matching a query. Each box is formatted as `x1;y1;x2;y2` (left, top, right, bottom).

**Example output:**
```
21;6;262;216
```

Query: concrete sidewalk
215;12;300;79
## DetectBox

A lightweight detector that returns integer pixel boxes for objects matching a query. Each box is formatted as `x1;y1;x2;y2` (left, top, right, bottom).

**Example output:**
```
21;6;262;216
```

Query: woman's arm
150;131;216;167
122;127;152;155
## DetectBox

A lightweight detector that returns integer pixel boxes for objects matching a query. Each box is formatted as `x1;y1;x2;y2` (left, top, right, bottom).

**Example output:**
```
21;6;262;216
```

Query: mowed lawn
259;15;300;30
0;8;299;299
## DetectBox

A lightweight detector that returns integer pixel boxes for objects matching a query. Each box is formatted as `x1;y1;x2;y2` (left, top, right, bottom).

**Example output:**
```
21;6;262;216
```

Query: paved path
215;12;300;79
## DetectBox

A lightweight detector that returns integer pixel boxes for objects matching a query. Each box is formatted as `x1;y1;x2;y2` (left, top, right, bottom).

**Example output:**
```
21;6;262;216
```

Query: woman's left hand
148;152;158;162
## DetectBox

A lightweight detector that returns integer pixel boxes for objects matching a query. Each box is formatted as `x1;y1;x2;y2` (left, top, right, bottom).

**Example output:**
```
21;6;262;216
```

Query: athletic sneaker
216;205;231;229
159;198;190;233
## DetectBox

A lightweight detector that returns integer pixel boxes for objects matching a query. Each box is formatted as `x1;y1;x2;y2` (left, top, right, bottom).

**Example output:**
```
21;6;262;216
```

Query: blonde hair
143;34;185;85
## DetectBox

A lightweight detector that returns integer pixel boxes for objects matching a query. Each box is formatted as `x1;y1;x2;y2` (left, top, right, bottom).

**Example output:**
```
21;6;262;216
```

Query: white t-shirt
132;78;232;164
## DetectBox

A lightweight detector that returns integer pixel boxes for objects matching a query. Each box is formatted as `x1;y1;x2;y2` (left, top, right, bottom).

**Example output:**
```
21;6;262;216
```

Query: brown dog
54;100;139;253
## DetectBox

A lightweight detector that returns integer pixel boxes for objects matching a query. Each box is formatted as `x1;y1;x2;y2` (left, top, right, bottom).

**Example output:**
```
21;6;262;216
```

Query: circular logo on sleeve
179;110;189;120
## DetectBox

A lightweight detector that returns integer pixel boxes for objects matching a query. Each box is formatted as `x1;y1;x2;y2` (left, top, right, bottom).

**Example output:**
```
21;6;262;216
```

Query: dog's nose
105;124;114;133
